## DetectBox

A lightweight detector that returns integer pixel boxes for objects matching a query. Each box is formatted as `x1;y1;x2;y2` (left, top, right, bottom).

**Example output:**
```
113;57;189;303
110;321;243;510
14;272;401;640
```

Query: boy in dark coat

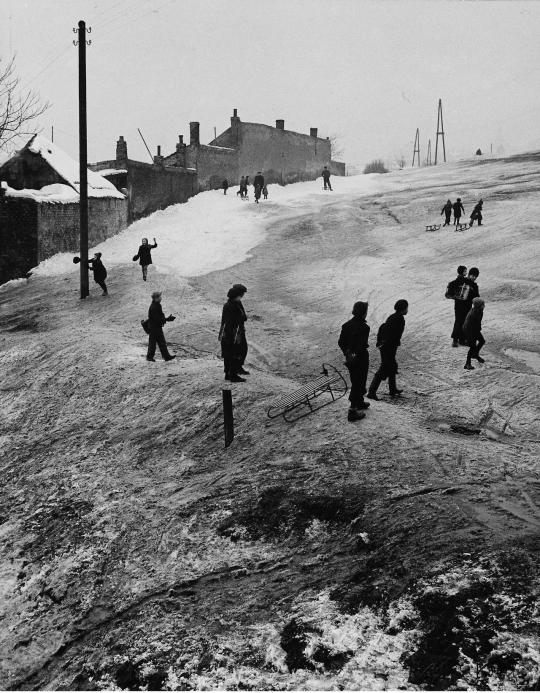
441;199;453;226
463;297;485;369
133;237;158;281
87;252;108;295
219;284;249;382
146;291;176;362
222;179;229;195
262;184;268;200
338;301;370;422
446;265;468;346
237;176;245;197
469;199;483;227
322;166;332;190
367;299;408;400
453;198;465;225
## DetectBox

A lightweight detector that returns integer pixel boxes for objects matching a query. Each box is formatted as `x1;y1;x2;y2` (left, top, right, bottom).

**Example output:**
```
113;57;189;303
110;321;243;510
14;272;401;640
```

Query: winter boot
452;339;459;347
464;361;474;370
348;408;366;422
229;374;246;383
475;355;485;363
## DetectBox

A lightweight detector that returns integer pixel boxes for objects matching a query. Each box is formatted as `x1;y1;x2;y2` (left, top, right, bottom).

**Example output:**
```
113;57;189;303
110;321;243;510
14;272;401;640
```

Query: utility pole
214;126;217;140
426;138;432;166
434;98;446;164
74;20;91;299
51;125;54;143
412;128;420;167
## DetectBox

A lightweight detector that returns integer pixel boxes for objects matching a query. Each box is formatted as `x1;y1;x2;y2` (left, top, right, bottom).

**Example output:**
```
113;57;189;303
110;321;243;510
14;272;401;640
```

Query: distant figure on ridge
222;179;229;195
133;237;157;282
469;199;483;227
441;199;453;226
445;265;469;347
87;252;108;296
367;299;409;401
463;297;486;370
453;198;465;226
146;291;176;362
219;284;249;382
338;301;370;422
322;166;332;191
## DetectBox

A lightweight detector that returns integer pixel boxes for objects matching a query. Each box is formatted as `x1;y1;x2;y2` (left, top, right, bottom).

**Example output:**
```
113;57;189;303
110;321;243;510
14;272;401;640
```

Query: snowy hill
1;154;539;690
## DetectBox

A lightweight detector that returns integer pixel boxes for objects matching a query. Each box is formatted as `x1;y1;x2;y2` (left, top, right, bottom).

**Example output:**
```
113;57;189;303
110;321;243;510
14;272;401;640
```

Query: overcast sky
2;0;540;168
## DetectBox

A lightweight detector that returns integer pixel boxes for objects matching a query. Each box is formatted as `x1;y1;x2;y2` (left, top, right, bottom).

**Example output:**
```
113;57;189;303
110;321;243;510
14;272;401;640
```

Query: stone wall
330;160;346;176
184;145;238;192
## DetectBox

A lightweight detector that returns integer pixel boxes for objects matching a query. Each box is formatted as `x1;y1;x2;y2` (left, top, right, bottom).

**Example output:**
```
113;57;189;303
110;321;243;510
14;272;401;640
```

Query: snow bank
4;183;79;203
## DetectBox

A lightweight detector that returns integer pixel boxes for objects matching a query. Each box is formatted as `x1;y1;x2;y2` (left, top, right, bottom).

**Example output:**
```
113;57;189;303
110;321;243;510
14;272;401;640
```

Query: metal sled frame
425;224;441;232
267;363;348;423
455;223;469;232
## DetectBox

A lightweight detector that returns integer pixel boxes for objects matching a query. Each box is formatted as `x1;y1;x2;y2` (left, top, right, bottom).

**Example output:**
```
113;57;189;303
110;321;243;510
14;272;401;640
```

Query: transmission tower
412;128;420;167
426;139;432;166
434;99;446;164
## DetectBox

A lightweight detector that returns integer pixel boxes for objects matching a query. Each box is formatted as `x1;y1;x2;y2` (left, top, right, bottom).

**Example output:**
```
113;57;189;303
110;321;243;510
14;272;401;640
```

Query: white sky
2;0;540;167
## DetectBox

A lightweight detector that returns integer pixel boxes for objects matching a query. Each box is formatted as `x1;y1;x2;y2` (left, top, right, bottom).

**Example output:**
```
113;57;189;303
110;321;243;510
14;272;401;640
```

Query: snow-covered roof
95;168;127;176
22;135;125;199
4;183;79;203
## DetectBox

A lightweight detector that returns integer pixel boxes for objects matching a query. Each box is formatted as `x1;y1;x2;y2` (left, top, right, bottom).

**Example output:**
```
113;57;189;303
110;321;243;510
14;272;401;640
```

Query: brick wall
91;159;197;222
0;196;38;284
184;145;238;192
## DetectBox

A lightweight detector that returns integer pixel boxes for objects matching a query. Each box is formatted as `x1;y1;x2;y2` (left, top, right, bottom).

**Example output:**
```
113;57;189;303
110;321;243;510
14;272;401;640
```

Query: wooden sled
425;224;441;232
267;363;348;423
455;223;469;232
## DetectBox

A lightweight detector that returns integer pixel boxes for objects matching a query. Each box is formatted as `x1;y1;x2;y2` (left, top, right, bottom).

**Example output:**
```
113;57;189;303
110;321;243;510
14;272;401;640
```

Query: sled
455;223;469;232
267;363;348;423
425;224;441;232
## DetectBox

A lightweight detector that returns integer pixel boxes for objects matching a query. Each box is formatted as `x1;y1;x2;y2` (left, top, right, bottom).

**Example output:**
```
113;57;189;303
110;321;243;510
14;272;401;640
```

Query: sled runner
456;223;468;232
267;363;348;423
425;224;441;232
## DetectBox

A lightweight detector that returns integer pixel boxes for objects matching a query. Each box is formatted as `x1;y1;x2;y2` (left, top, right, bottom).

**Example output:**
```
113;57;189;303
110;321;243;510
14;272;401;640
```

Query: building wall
91;159;197;221
37;198;128;262
184;145;238;192
0;151;66;191
330;160;346;176
236;123;332;185
0;196;38;284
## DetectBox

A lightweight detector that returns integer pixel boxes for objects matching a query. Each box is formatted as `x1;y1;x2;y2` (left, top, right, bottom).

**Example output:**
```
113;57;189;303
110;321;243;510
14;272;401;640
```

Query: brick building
163;109;346;191
0;135;127;284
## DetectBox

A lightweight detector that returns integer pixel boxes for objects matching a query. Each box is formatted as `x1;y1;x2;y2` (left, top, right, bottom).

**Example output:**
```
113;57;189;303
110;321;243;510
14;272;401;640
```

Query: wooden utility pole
74;20;91;299
434;98;446;164
412;128;420;167
51;125;54;143
426;138;432;166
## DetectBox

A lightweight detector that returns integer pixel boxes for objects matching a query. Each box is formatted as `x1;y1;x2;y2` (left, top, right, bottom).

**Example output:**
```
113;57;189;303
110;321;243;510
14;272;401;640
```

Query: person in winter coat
262;184;268;200
146;291;176;362
367;299;408;400
253;172;264;204
464;267;480;314
322;166;332;190
87;252;108;295
463;297;485;370
133;237;158;281
469;199;483;227
446;265;469;346
237;176;246;197
219;284;249;382
338;301;370;422
222;179;229;195
441;199;453;226
453;198;465;225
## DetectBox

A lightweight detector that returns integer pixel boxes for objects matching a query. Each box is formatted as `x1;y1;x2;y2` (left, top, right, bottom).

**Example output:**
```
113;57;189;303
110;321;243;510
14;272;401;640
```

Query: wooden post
77;20;89;299
222;389;234;448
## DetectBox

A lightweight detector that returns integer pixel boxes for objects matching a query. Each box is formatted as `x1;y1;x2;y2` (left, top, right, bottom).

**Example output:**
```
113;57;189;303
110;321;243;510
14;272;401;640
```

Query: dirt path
1;159;539;690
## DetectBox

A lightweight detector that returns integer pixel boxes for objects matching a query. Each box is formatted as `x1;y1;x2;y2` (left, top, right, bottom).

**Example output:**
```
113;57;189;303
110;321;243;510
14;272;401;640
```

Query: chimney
190;121;200;147
154;145;164;166
276;119;285;130
176;135;186;167
231;108;241;147
310;128;318;138
116;135;127;164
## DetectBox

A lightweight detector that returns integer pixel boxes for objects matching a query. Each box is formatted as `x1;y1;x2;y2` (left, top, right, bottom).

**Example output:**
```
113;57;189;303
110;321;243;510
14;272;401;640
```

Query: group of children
441;198;484;227
229;174;268;202
446;265;486;370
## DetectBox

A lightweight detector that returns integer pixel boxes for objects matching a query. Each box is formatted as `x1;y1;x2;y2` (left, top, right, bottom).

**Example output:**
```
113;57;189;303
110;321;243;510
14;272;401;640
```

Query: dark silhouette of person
133;237;157;281
441;199;453;226
87;252;108;295
446;265;469;346
253;172;264;204
262;184;268;199
367;299;408;400
237;176;246;197
222;179;229;195
146;291;176;362
453;198;465;225
219;284;249;382
338;301;370;422
322;166;332;190
244;175;250;198
469;199;483;227
463;297;485;370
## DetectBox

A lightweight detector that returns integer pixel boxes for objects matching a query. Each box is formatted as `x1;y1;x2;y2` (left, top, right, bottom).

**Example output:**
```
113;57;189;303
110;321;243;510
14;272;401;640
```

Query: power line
100;0;176;39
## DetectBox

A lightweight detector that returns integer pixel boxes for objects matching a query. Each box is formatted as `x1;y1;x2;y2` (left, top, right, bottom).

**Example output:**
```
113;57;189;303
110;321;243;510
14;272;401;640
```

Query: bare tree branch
0;55;50;150
327;132;344;160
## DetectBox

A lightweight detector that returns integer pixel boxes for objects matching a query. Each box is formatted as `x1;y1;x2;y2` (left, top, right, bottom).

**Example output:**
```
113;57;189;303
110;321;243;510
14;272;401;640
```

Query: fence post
222;389;234;448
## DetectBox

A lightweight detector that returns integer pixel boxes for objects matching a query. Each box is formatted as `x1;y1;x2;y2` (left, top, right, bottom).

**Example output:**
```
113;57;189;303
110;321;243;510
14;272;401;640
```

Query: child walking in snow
463;297;486;370
133;237;158;281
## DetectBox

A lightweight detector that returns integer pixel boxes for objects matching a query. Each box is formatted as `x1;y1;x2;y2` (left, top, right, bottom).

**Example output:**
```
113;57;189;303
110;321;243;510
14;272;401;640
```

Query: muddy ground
1;156;539;690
